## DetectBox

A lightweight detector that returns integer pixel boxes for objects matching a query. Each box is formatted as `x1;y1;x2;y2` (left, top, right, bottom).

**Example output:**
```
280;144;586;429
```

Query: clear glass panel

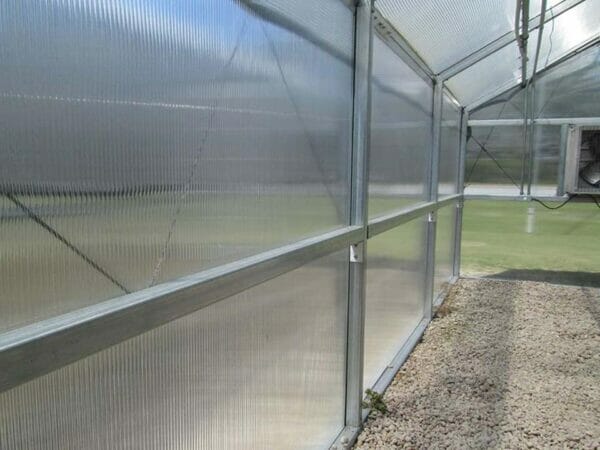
364;218;427;389
376;0;522;72
0;0;354;332
434;203;457;300
438;92;461;197
0;251;349;450
461;200;600;288
368;35;432;219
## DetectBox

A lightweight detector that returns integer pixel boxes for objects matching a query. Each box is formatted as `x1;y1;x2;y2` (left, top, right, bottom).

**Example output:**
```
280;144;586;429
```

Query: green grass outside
462;200;600;285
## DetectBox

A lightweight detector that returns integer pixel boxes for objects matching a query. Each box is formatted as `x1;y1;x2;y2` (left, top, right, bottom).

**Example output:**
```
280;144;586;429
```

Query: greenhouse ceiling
373;0;600;108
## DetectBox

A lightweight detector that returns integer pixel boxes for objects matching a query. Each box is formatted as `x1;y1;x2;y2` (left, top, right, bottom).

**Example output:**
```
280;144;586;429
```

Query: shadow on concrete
485;269;600;289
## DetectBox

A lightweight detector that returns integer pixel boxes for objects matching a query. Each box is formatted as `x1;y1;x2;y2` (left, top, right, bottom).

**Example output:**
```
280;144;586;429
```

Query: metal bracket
349;243;364;263
427;211;437;223
330;426;361;449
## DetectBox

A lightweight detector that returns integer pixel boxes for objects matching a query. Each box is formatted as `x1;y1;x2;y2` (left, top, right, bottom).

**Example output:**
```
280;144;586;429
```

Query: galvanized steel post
453;108;468;279
423;80;444;319
344;0;373;430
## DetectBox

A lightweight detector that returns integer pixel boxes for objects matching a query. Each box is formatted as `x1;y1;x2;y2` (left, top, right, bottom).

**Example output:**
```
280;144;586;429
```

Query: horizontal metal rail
0;226;362;393
464;194;567;201
438;0;587;80
469;117;600;127
367;194;462;238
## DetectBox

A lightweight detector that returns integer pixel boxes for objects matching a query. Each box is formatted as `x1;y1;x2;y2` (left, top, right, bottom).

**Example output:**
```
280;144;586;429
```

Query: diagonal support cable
3;192;129;293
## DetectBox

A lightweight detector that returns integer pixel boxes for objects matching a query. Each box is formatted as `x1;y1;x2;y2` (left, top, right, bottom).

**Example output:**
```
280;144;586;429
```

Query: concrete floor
355;278;600;449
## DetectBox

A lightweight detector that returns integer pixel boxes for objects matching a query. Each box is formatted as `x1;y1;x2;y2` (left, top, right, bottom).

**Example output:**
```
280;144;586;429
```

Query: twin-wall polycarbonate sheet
466;43;600;196
449;0;600;107
445;30;539;108
0;251;349;450
434;203;456;300
534;0;600;76
464;125;524;196
0;0;354;332
376;0;527;72
533;44;600;118
364;219;426;389
438;93;461;197
368;34;432;219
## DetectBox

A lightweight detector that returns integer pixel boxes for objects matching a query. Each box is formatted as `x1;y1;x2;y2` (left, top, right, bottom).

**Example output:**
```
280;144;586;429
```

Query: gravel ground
354;278;600;449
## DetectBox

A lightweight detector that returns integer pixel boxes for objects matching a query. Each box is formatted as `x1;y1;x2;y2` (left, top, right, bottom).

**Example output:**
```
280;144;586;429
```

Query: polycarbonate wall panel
466;44;600;196
364;219;427;389
438;93;461;197
434;203;456;300
533;45;600;118
0;0;354;332
530;125;561;196
368;35;432;218
375;0;524;72
464;125;524;196
534;0;600;75
0;251;348;450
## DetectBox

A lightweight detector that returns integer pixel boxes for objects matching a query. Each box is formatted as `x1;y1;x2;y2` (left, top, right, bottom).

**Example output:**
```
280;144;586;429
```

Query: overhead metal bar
344;0;373;430
467;37;600;111
438;0;588;81
367;195;462;238
371;8;435;82
0;225;363;393
469;117;600;126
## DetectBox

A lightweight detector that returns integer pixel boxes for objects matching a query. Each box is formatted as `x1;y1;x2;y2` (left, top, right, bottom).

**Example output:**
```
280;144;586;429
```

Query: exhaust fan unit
564;126;600;194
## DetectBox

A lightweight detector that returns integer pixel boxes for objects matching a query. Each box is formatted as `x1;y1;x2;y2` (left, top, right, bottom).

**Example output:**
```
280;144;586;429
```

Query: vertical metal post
452;108;468;279
345;0;372;429
423;80;444;319
556;124;569;196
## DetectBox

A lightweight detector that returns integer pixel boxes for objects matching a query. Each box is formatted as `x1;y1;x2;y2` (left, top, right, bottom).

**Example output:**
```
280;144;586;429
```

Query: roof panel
447;0;600;107
536;0;600;71
376;0;520;72
445;30;538;107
